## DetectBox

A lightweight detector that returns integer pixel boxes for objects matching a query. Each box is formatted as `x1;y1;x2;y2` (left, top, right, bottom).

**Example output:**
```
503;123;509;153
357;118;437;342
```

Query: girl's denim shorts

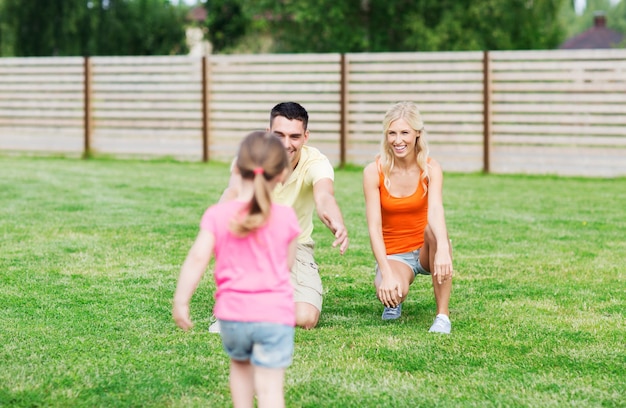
219;320;295;369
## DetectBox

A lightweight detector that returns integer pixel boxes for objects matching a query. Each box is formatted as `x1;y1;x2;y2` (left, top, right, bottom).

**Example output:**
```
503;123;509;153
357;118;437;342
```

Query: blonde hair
378;101;430;195
230;131;289;236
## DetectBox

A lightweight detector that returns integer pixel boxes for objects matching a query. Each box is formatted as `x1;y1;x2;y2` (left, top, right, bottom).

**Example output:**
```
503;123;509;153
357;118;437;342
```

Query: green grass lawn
1;156;624;407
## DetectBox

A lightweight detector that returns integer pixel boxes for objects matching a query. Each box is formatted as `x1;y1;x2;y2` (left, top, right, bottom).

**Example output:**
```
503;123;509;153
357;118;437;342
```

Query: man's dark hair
270;102;309;130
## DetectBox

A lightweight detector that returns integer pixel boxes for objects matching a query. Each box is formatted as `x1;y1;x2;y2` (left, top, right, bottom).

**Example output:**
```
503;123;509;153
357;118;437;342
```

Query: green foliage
0;156;625;407
207;0;567;53
606;0;626;46
92;0;189;55
203;0;250;53
0;0;188;56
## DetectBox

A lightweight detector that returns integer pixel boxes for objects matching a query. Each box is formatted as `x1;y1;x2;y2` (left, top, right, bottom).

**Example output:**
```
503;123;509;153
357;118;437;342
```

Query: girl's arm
172;229;215;331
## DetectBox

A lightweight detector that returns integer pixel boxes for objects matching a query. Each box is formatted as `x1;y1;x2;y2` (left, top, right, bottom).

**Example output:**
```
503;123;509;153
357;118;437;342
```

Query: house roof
186;6;207;23
560;12;624;49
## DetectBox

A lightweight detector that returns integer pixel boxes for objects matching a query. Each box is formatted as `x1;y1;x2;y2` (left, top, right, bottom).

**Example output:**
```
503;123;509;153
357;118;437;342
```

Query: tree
612;0;626;45
204;0;250;53
92;0;188;55
1;0;89;56
205;0;567;54
0;0;189;57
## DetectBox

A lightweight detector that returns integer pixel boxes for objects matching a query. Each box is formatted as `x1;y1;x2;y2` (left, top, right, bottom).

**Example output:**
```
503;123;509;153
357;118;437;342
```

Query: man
212;102;349;330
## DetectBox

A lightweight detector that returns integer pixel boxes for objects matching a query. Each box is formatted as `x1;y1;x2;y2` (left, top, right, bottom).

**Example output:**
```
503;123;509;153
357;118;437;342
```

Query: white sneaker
429;314;451;334
208;320;221;334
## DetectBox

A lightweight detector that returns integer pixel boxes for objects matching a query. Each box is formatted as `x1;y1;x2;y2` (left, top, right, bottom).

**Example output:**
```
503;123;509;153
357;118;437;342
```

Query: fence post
201;56;210;162
83;56;92;159
482;50;492;174
339;53;348;168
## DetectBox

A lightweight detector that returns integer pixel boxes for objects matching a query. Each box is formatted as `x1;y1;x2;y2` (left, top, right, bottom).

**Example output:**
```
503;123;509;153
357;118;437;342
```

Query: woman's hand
378;277;403;308
433;251;453;285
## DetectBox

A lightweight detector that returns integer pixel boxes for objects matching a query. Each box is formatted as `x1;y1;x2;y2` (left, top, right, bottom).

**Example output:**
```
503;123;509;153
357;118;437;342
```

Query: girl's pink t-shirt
200;201;300;326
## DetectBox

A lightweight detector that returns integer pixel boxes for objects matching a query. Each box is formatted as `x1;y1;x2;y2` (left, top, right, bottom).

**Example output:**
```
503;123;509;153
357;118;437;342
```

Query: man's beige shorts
291;243;323;311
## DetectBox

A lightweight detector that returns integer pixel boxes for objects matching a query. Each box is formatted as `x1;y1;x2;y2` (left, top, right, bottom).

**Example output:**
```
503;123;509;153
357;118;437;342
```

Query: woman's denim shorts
377;248;430;277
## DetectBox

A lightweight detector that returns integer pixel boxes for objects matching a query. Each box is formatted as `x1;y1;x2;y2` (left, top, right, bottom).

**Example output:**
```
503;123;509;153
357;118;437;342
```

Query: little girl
173;130;300;408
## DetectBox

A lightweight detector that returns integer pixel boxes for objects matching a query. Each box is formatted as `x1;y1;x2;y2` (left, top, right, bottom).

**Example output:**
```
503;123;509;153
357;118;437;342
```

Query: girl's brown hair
231;131;289;235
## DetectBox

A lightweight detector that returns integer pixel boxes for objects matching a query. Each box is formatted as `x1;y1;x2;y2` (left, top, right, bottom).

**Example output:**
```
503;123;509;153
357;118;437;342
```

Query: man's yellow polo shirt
272;145;334;245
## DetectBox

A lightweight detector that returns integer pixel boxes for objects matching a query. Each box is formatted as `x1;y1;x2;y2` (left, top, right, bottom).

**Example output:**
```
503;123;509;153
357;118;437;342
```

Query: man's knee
295;302;320;329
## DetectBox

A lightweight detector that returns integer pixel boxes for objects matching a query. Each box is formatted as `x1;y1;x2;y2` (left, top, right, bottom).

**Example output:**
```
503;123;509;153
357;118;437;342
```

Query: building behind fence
1;50;625;177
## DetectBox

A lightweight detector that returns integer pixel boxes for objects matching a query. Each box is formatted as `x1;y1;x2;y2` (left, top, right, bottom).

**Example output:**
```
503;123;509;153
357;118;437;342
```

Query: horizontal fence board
92;74;202;83
493;113;626;126
210;83;340;93
0;126;83;135
493;135;626;147
0;109;83;118
347;103;483;114
0;57;84;66
92;128;202;138
0;100;84;109
347;51;484;62
93;110;202;120
493;82;626;92
491;49;626;61
0;84;84;91
211;92;339;102
93;101;202;111
492;71;626;82
0;74;83;83
348;93;484;103
93;119;201;129
349;112;483;123
348;61;483;73
493;124;626;136
493;93;626;103
0;117;83;127
93;93;201;102
92;64;202;75
349;83;483;92
91;55;200;65
349;72;483;82
492;60;626;71
210;73;340;82
492;103;626;114
210;53;341;64
92;83;201;92
0;92;84;101
210;63;339;74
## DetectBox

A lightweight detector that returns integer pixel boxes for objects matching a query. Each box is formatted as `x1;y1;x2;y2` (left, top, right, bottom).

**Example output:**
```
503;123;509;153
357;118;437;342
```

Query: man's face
269;116;309;169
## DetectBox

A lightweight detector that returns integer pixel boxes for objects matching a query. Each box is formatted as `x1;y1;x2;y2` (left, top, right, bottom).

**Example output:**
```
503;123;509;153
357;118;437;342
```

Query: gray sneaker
428;315;451;334
208;320;221;334
382;303;402;320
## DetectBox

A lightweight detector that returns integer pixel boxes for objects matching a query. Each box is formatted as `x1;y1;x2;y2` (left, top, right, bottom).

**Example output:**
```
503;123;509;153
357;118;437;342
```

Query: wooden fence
1;50;625;177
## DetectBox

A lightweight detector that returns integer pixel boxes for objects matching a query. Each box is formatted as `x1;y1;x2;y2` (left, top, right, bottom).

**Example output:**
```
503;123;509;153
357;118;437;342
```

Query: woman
363;101;453;334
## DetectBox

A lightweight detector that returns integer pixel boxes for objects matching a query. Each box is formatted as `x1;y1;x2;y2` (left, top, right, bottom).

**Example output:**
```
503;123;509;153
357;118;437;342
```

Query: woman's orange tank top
379;165;428;255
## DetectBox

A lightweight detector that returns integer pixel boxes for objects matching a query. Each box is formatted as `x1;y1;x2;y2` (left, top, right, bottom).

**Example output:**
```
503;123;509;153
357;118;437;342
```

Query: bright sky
576;0;621;14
